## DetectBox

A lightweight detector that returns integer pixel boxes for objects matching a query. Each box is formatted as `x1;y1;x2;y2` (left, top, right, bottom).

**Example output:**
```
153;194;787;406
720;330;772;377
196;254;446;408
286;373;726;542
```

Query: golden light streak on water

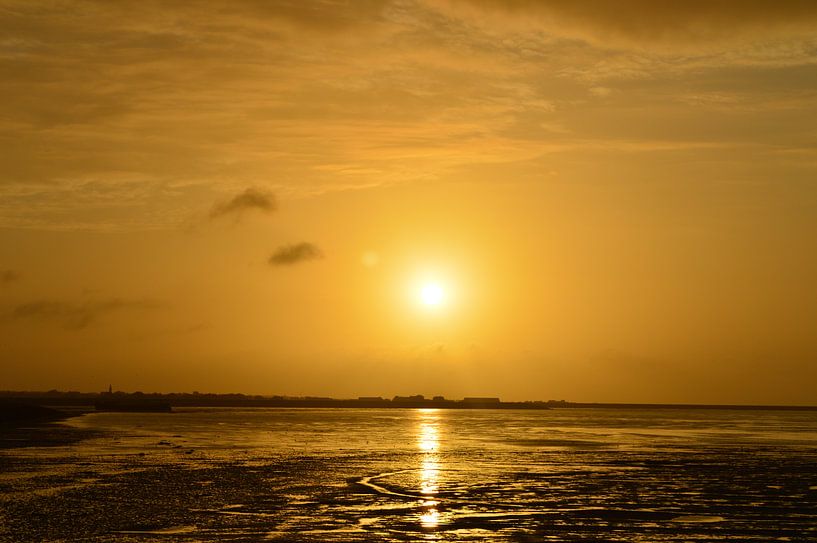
417;409;439;452
419;507;439;528
417;409;442;530
420;456;440;495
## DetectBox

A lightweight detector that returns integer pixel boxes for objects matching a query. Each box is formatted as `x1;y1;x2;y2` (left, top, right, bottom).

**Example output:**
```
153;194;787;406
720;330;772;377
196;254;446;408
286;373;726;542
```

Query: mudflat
1;407;816;542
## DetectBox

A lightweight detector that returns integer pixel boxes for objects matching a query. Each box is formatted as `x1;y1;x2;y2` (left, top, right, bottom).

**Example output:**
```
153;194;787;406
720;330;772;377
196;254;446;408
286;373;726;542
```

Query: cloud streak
209;188;277;220
432;0;817;49
10;299;161;329
269;243;323;266
2;0;817;232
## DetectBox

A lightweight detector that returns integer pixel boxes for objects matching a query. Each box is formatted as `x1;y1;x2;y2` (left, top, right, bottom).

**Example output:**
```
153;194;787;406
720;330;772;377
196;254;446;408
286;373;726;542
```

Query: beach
2;407;817;541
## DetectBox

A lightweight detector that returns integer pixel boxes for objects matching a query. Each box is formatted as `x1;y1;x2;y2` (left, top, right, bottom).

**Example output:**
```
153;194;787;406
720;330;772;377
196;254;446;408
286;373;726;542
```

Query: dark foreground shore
0;422;99;450
2;407;817;542
2;437;816;542
0;402;97;450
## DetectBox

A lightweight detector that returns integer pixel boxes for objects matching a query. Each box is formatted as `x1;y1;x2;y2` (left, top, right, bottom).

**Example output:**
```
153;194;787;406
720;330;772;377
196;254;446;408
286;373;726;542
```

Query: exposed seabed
1;410;817;542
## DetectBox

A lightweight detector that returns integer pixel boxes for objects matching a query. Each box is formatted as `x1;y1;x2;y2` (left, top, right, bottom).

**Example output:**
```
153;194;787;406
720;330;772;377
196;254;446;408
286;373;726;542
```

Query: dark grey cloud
269;242;323;266
10;298;160;330
209;189;277;220
1;270;19;284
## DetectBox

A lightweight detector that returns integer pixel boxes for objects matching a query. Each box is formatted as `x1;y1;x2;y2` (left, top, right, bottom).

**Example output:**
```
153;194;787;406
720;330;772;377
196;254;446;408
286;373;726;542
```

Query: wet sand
0;420;99;450
2;408;817;542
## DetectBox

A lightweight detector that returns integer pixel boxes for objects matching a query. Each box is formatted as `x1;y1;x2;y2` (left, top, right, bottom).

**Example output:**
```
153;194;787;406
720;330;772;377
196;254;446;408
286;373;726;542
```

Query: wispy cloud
9;298;161;329
269;243;323;266
209;188;277;220
2;0;817;232
430;0;817;50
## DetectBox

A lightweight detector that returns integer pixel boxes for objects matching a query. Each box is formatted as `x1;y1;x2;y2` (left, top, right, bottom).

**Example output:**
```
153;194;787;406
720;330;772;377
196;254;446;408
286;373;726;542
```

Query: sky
2;0;817;404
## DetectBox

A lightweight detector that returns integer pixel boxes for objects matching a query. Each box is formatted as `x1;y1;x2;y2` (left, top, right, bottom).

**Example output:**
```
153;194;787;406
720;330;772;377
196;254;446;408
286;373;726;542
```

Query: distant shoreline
549;401;817;411
2;392;817;411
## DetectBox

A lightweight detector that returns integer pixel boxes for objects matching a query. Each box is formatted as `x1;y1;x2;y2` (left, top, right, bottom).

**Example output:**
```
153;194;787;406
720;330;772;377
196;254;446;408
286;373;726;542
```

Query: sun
420;282;445;307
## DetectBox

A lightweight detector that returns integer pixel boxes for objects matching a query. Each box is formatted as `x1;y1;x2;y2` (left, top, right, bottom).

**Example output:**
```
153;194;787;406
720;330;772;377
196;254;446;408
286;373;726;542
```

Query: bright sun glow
420;282;445;307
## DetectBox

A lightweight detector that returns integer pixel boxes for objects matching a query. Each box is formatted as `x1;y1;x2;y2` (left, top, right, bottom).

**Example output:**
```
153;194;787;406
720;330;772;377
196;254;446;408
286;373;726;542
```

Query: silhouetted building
393;394;425;402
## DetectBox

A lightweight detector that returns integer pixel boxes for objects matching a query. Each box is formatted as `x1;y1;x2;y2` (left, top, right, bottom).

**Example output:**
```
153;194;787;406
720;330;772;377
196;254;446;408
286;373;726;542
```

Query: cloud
10;299;161;329
269;242;323;266
429;0;817;49
3;0;817;234
1;269;19;284
228;0;391;33
209;188;277;220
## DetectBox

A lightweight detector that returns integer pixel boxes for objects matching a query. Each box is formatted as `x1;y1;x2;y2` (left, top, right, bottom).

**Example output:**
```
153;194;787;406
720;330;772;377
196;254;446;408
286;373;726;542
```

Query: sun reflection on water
419;507;439;528
418;416;439;452
416;409;441;531
421;457;439;495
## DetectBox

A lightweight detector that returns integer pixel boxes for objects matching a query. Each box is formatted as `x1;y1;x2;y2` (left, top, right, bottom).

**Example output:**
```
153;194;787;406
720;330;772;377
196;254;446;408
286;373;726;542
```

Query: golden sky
2;1;817;403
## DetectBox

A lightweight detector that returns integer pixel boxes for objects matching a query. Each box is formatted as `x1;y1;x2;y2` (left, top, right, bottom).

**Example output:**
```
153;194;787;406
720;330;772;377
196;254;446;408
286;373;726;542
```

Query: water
2;407;817;541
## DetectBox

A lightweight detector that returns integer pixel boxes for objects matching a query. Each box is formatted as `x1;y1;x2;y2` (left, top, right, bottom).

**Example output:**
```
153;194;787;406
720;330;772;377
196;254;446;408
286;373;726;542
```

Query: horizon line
2;390;816;410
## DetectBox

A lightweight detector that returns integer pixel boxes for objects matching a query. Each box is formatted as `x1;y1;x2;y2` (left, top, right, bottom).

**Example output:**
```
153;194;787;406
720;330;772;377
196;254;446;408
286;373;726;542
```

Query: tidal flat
2;408;817;542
